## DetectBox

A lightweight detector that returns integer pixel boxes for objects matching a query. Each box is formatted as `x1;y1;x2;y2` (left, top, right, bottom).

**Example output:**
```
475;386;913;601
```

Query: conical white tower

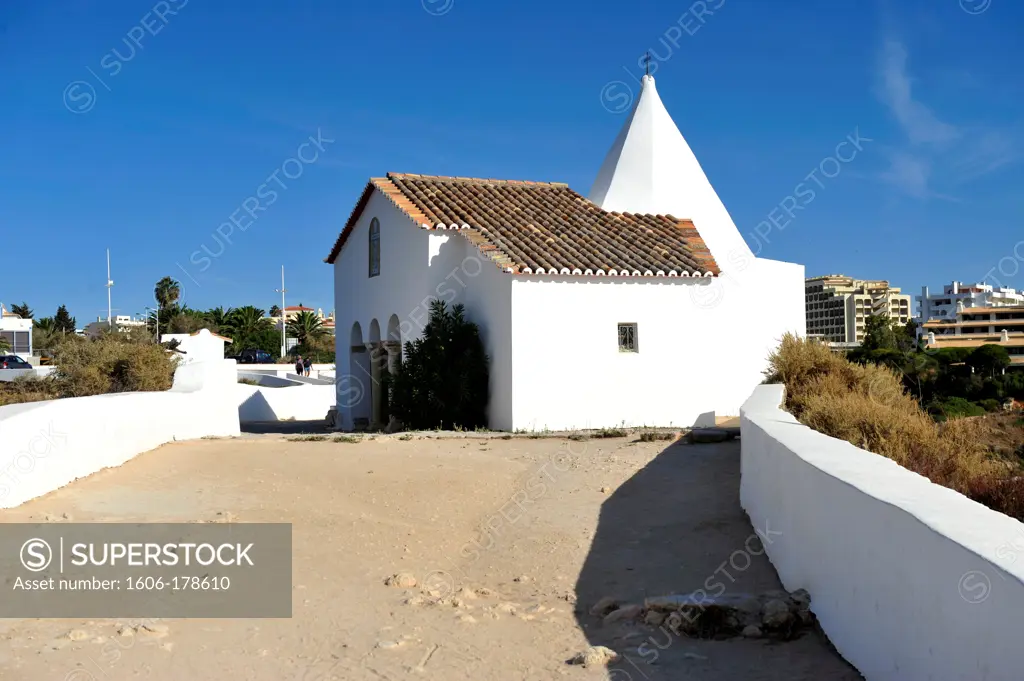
590;75;754;265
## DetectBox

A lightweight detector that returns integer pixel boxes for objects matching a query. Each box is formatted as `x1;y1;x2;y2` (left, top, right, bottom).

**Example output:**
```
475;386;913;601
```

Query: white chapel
326;75;806;431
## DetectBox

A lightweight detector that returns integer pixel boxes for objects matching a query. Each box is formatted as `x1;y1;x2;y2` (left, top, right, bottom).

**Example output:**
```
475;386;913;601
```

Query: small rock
683;652;708;660
376;640;401;650
644;610;666;626
494;602;518;615
790;588;811;610
160;642;175;652
65;630;90;641
761;599;793;628
456;613;476;624
599;487;610;493
589;596;619;616
116;627;134;638
405;595;427;607
456;587;478;600
603;604;642;626
742;625;763;638
568;645;620;668
513;575;530;583
665;612;683;634
385;573;417;588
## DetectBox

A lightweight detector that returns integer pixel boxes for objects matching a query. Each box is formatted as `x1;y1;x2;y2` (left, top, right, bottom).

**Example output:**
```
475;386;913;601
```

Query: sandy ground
0;433;861;680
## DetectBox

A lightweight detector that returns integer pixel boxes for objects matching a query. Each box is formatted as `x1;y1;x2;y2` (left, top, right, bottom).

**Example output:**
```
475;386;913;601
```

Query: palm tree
32;317;61;355
154;277;181;311
153;277;182;340
227;306;270;338
269;305;281;317
204;306;233;332
287;310;326;346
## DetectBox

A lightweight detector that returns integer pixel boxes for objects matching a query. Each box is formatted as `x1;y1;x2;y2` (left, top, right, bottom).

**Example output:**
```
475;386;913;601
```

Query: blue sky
1;0;1022;323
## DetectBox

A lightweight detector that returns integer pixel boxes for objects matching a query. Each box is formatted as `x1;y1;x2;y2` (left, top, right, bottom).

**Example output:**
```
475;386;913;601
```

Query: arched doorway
348;322;371;429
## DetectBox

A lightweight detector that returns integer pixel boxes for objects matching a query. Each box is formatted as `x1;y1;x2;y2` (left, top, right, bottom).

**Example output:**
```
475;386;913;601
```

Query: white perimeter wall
509;256;804;430
332;189;513;430
741;384;1024;681
0;359;240;509
236;383;335;422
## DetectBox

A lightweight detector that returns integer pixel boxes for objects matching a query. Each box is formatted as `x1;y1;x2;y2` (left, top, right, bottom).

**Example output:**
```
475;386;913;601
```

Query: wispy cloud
875;36;1019;200
879;39;960;147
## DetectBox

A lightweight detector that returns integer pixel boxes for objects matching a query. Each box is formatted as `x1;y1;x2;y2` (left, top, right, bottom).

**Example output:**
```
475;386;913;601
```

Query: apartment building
917;281;1024;323
269;306;336;336
0;303;32;356
922;305;1024;368
83;315;149;339
805;275;912;344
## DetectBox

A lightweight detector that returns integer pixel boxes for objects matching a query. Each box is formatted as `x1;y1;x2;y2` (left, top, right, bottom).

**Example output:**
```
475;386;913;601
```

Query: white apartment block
0;303;32;356
805;275;911;345
83;315;149;339
917;281;1024;323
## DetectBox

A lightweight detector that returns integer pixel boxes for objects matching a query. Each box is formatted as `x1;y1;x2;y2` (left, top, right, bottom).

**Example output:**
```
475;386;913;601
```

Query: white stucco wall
236;383;335;422
0;359;240;509
331;189;513;430
508;256;804;430
741;384;1024;681
236;364;334;380
161;329;227;364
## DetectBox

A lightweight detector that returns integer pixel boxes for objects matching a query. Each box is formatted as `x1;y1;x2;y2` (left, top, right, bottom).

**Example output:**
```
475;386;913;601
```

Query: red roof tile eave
324;173;720;276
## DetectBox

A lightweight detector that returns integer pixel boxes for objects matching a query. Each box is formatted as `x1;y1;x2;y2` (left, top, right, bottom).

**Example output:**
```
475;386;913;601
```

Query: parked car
0;355;32;369
229;349;274;364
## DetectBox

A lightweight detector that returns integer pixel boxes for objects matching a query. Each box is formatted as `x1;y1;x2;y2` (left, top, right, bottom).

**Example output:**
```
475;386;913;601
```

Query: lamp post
275;266;287;357
142;307;158;342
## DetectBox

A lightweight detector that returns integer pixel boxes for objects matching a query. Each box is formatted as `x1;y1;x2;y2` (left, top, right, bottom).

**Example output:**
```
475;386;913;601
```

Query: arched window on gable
368;218;381;277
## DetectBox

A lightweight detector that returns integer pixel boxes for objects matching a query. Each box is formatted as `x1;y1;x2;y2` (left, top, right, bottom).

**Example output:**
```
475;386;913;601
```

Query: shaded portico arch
348;322;371;428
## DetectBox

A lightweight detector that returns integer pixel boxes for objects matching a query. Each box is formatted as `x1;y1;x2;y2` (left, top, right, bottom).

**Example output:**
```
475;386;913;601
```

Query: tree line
848;315;1024;419
7;276;334;363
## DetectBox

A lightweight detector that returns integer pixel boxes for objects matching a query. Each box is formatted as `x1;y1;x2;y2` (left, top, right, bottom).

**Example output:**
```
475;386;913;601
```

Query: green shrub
389;300;489;431
928;397;986;421
639;431;674;442
979;398;1003;413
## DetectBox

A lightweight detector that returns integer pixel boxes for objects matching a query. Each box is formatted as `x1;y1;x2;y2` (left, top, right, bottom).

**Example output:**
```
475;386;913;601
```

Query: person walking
302;356;312;377
294;355;303;376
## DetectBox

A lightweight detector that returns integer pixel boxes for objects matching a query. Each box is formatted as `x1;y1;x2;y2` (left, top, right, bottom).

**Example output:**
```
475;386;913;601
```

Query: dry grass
0;336;175;407
767;334;1024;519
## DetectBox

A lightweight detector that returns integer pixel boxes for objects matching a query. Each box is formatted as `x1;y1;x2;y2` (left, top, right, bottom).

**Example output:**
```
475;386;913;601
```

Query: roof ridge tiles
325;174;720;276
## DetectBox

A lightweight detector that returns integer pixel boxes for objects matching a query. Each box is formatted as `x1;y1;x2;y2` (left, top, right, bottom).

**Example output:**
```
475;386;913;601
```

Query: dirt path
0;434;861;680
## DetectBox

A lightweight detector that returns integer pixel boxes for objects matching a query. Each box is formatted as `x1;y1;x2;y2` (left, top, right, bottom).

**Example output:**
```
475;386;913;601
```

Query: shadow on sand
572;439;863;680
241;420;330;435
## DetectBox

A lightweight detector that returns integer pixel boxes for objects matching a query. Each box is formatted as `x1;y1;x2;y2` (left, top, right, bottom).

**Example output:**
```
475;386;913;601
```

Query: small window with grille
618;323;638;353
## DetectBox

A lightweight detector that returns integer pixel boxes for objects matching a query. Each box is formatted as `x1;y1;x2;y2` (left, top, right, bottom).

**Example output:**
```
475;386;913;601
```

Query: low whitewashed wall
0;367;56;382
0;359;240;509
741;384;1024;681
236;383;334;422
236;364;334;380
238;372;307;388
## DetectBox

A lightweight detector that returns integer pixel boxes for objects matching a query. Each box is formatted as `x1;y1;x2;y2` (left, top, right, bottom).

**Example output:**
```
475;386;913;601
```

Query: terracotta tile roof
324;173;719;277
